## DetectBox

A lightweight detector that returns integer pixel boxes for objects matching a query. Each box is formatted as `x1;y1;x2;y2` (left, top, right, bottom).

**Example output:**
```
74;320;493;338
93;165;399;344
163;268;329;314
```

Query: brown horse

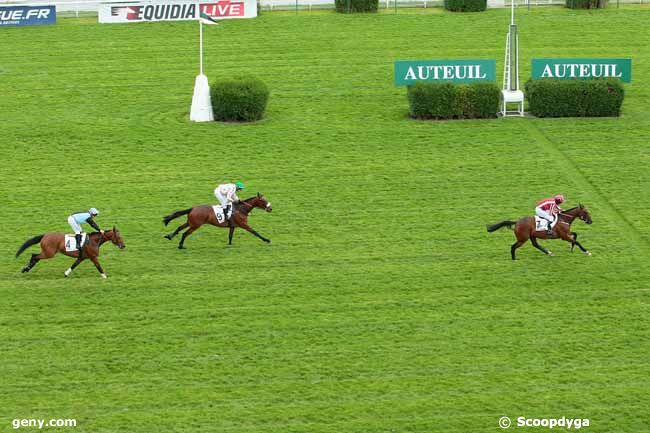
16;227;126;278
163;193;272;249
487;205;593;260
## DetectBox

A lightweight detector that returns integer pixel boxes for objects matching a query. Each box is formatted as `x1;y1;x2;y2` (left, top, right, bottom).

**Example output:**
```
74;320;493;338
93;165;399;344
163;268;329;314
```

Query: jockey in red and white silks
535;194;566;232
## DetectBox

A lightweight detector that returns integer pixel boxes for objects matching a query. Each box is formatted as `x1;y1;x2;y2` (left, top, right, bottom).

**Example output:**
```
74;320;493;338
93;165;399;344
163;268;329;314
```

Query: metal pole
199;20;204;75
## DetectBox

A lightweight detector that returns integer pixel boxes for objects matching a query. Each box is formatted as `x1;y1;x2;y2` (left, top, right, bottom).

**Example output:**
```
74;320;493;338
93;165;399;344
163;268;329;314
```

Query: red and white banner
99;0;256;23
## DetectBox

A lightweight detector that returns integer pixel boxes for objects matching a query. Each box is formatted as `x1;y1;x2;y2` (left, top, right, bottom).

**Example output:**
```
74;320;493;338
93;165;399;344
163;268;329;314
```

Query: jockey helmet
89;207;99;215
235;181;245;190
554;194;566;204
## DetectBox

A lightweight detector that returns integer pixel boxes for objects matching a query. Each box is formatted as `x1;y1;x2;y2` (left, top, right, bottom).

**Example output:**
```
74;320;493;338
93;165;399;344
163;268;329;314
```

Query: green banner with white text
394;60;496;86
531;58;631;83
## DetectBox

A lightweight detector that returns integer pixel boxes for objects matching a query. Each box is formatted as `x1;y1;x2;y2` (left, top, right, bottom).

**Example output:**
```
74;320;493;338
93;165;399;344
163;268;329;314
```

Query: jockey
214;181;245;222
68;208;103;257
535;194;566;235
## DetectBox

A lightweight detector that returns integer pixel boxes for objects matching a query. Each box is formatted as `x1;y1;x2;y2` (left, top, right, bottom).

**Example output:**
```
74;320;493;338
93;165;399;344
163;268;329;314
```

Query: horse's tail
486;220;516;233
163;208;193;226
16;235;44;258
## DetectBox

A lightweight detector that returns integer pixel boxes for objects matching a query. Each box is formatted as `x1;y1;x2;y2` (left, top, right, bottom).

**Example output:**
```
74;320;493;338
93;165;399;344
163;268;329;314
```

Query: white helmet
89;207;99;216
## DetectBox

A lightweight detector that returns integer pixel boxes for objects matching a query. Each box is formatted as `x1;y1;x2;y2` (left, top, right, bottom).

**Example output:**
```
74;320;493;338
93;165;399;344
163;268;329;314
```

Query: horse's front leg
64;257;84;277
228;226;235;245
238;222;270;243
89;256;108;279
561;231;591;256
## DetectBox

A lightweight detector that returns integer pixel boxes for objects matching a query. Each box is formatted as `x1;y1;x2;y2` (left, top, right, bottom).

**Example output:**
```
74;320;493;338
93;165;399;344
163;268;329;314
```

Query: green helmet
235;181;245;190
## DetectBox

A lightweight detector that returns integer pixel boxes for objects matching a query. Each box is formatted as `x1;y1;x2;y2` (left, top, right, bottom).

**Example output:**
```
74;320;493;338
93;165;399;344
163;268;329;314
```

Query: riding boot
76;234;84;258
546;222;553;236
223;205;230;223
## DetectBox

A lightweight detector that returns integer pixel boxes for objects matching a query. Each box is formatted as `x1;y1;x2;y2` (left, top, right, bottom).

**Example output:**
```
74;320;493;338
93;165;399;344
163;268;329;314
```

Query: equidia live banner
0;5;56;27
98;0;256;23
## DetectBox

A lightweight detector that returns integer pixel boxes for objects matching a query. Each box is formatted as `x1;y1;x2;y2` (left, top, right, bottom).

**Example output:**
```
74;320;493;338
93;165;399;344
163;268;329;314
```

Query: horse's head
106;225;126;249
252;193;272;213
577;204;593;225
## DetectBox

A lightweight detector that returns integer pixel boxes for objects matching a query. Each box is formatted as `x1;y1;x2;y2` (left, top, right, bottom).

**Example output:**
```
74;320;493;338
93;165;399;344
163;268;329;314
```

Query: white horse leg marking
101;273;108;279
64;268;72;277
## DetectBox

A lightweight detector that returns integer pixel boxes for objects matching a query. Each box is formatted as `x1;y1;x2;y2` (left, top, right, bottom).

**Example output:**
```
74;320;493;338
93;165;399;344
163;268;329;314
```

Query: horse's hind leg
510;240;527;260
64;257;84;277
165;222;188;240
531;237;552;256
22;253;41;273
178;227;197;249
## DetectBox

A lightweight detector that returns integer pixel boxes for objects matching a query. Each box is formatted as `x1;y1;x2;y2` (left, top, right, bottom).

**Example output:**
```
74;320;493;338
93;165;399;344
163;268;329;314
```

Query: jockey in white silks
535;194;565;235
214;181;245;222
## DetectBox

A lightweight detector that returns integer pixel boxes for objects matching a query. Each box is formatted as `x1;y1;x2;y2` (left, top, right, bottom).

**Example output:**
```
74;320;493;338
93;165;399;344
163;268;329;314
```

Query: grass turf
1;6;649;432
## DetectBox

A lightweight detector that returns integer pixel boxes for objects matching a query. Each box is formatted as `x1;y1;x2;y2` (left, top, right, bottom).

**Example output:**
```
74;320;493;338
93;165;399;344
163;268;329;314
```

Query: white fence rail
0;0;643;15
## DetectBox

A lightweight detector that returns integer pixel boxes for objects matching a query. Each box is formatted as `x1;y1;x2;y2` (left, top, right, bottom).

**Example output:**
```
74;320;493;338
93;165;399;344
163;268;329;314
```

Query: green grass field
1;6;649;432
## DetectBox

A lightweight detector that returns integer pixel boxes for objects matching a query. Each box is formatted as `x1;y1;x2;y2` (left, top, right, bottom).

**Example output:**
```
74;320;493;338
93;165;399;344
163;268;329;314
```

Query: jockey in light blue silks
68;208;103;257
214;181;245;223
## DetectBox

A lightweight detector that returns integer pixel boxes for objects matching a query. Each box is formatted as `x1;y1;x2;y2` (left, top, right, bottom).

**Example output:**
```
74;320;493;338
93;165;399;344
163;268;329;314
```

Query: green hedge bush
335;0;378;13
566;0;607;8
525;79;624;117
210;76;269;122
407;82;500;120
444;0;487;12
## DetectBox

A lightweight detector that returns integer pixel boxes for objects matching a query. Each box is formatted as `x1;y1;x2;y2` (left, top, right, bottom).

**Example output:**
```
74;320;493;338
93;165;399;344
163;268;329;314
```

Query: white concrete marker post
190;20;214;122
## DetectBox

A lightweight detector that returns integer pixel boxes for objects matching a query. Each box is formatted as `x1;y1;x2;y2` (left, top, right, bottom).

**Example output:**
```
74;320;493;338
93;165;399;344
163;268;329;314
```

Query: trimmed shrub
444;0;487;12
407;82;500;120
525;79;624;117
464;83;501;118
211;76;269;122
566;0;607;8
335;0;379;13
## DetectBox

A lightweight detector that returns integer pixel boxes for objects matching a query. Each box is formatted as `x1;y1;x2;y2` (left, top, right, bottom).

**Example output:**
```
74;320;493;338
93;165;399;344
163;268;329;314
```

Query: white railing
1;0;643;14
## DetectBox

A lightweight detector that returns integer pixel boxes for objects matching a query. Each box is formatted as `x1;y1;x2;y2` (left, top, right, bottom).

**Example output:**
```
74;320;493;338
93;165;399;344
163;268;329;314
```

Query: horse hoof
164;235;171;240
586;251;592;256
101;273;108;279
265;239;271;244
178;246;185;250
547;251;554;256
21;267;29;273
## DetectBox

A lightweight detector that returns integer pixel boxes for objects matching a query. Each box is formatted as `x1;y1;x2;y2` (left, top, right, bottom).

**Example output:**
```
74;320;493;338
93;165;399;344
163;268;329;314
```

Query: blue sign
0;5;56;27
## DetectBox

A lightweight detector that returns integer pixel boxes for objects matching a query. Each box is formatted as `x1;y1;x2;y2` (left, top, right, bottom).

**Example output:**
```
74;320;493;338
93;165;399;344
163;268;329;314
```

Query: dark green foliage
335;0;379;13
525;79;624;117
444;0;487;12
566;0;607;9
211;76;269;122
407;82;500;120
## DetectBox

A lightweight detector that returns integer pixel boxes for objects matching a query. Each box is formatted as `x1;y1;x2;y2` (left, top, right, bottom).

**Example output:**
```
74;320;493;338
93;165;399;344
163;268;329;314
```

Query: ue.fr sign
394;60;496;86
0;5;56;27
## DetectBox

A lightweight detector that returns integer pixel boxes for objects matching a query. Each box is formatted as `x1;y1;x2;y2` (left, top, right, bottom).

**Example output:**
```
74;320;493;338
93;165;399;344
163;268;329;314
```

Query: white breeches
214;189;230;208
535;207;554;227
67;216;82;234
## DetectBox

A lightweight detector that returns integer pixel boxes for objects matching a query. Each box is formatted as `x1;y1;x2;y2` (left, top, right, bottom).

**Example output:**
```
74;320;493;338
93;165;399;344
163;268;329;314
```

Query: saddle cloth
212;205;232;224
64;233;88;252
535;215;558;232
